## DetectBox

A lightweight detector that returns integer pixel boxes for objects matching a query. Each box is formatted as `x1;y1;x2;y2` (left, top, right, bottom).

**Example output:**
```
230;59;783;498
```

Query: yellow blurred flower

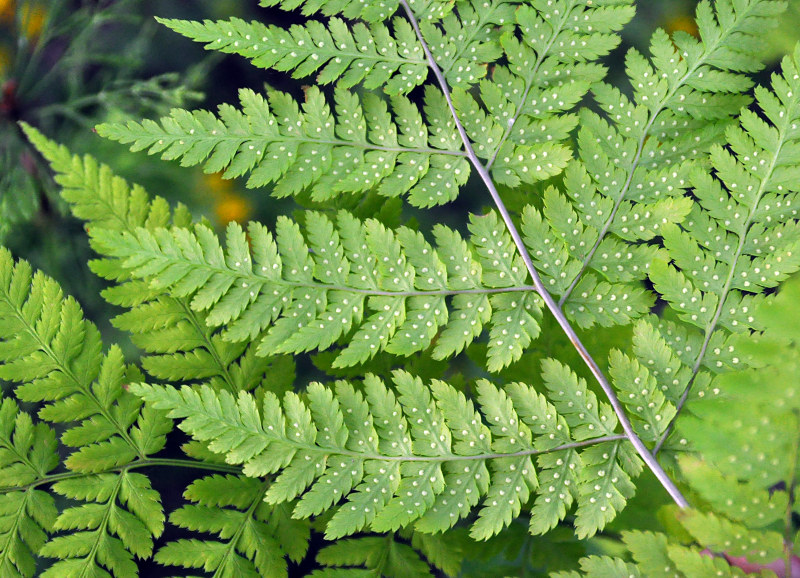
665;14;699;38
214;193;252;224
0;0;13;22
203;172;234;196
202;172;253;225
0;46;10;76
0;1;46;38
21;3;44;38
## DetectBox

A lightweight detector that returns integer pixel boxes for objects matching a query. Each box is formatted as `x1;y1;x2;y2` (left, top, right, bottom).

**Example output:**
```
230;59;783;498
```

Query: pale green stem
398;0;690;509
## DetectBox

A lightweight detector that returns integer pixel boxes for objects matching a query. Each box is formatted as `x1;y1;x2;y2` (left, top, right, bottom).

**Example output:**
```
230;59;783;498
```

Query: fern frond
313;533;435;577
0;247;171;576
39;472;164;577
257;0;453;23
422;0;517;89
101;0;630;210
0;397;58;577
440;0;634;192
520;191;661;328
91;209;548;371
97;86;474;207
0;248;163;470
131;368;636;541
155;475;309;577
560;275;800;577
651;42;800;453
521;0;785;327
466;0;635;168
23;124;296;397
160;16;428;95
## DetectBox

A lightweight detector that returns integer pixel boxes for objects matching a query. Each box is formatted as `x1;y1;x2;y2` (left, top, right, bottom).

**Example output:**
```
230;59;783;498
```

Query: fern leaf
520;0;785;331
131;368;637;540
423;0;516;89
0;249;161;467
257;0;453;23
0;397;58;577
652;43;800;453
0;247;176;576
476;0;636;167
552;555;642;578
520;190;661;329
449;0;635;189
39;472;162;577
23;124;296;398
97;86;472;207
622;531;682;578
608;349;677;442
91;209;546;371
313;534;434;577
155;475;308;577
159;16;428;95
577;278;800;577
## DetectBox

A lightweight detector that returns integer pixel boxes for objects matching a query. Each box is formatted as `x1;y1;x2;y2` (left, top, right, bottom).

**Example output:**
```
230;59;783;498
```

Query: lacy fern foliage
3;0;800;576
130;366;637;541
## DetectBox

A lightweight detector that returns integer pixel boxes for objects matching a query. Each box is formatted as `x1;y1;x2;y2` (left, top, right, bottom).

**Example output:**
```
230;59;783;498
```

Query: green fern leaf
0;248;176;576
608;349;677;442
313;534;434;577
97;86;472;207
131;367;637;541
154;474;308;577
256;0;453;23
159;16;428;95
0;398;58;577
422;0;516;89
551;555;642;578
41;471;162;577
516;0;785;335
91;209;546;371
23;124;296;399
651;43;800;456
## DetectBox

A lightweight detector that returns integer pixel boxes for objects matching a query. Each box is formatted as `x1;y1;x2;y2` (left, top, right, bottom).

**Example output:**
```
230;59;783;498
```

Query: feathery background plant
2;0;800;576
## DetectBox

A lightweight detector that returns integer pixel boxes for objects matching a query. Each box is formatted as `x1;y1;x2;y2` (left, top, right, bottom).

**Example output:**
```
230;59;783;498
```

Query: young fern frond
131;367;637;541
159;16;429;95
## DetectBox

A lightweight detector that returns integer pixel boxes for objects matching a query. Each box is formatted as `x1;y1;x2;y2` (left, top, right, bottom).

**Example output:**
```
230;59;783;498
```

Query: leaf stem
212;479;270;578
0;457;243;494
399;0;689;509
